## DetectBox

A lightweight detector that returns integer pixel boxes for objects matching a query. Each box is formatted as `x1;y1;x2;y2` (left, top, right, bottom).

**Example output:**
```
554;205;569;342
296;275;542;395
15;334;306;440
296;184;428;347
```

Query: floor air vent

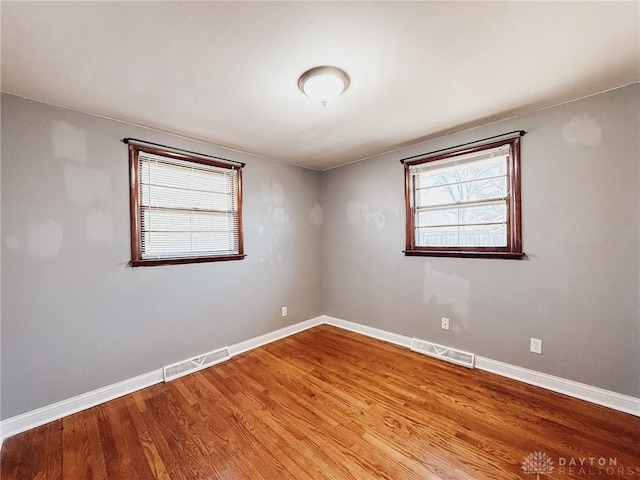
410;338;475;368
163;346;231;382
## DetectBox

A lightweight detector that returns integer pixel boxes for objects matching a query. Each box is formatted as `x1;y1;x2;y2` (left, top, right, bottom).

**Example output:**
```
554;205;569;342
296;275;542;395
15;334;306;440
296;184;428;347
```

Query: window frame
403;136;523;259
128;144;245;267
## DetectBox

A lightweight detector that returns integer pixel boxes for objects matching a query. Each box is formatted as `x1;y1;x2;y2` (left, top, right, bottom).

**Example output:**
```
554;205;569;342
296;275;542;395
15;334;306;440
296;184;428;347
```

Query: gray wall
2;84;639;420
1;94;323;419
321;84;640;398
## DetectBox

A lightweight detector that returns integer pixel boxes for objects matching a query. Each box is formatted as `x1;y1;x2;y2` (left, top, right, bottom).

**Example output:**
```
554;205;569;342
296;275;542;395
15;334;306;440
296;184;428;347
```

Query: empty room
1;1;639;479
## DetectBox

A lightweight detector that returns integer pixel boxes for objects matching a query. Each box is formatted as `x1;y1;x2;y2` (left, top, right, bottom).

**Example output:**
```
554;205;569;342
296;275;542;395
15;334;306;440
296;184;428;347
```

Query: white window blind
137;151;240;259
409;144;511;248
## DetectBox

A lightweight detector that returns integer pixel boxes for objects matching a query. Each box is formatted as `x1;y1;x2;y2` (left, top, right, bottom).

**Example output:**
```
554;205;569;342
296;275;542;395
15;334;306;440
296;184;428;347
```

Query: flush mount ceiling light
298;66;350;106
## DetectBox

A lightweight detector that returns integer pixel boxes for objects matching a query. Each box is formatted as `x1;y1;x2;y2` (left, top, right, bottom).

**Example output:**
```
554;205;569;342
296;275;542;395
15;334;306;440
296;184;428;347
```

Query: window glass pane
405;137;521;256
416;153;507;189
417;201;506;227
416;224;507;247
416;176;507;206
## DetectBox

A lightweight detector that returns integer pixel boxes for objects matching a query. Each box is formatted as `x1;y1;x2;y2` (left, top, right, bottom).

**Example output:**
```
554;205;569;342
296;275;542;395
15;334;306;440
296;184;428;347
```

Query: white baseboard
475;356;640;417
2;314;637;443
228;316;324;356
321;316;639;417
0;369;164;441
0;316;325;442
323;315;412;348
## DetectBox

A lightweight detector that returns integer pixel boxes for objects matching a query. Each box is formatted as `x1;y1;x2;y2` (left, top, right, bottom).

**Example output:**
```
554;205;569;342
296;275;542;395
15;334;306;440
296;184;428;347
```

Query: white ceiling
2;2;639;171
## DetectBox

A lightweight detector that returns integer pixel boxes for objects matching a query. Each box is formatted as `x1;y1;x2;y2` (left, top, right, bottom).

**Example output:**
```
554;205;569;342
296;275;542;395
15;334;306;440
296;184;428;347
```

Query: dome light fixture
298;66;350;106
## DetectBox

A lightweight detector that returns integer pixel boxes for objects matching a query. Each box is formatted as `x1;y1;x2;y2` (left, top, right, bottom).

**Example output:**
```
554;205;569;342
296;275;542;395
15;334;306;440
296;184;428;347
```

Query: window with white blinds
129;144;244;266
404;136;522;258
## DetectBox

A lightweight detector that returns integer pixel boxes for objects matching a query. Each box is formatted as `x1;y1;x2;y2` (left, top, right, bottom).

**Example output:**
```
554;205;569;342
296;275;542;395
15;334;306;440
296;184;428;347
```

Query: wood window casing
129;144;245;267
404;137;523;259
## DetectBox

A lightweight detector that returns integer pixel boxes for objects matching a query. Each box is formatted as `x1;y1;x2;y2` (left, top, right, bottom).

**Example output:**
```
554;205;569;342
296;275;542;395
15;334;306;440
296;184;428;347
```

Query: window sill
130;254;246;267
403;249;525;260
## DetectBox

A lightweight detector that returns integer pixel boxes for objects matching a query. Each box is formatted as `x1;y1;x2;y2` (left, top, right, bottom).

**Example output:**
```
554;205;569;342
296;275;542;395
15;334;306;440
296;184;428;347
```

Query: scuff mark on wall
272;182;284;206
52;121;114;252
360;202;386;231
562;114;602;147
347;201;360;224
348;197;398;231
258;181;290;263
383;193;400;217
64;163;111;205
4;235;21;251
273;207;290;224
423;263;470;320
309;203;323;227
373;209;386;231
261;182;272;204
52;121;88;164
361;202;371;223
261;181;289;224
27;219;63;257
86;210;114;243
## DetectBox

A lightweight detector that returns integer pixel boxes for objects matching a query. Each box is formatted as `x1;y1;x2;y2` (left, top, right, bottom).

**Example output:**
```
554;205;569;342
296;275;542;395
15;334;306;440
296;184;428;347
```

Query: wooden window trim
403;137;523;259
129;144;245;267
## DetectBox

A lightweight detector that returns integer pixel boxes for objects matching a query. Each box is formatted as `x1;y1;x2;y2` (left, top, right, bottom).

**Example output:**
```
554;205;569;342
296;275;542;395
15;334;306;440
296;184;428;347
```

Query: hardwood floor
2;324;639;479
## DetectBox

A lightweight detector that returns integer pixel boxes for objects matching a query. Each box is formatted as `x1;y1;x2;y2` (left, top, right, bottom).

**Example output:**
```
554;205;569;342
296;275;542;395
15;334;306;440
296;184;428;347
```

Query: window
129;144;244;266
404;136;522;258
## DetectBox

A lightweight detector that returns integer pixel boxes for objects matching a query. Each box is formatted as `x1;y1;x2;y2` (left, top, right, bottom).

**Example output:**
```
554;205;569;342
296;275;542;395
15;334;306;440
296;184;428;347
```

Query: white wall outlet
530;338;543;354
441;317;450;330
281;306;288;317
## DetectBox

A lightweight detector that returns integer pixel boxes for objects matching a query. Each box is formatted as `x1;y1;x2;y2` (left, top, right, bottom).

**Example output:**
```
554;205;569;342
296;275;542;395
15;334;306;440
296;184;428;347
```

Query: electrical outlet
281;306;288;317
530;338;543;354
441;317;450;330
